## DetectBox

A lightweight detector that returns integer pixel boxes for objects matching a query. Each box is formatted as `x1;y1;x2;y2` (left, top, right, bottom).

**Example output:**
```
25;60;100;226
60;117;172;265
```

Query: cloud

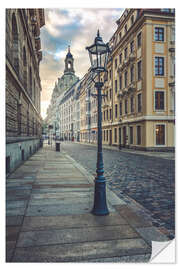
40;8;124;119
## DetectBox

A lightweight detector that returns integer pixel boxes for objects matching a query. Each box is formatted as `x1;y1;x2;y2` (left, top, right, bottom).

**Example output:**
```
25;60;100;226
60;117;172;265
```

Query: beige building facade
101;8;175;151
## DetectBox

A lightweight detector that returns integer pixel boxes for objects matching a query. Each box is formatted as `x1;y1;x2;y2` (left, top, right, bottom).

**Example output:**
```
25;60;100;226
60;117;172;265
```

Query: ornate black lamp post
86;30;110;216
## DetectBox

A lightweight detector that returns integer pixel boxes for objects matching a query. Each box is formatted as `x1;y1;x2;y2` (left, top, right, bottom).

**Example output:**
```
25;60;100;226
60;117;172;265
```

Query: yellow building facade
102;8;175;151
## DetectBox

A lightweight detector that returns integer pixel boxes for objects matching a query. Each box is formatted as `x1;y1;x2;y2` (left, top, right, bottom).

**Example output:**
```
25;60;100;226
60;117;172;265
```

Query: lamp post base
91;178;109;216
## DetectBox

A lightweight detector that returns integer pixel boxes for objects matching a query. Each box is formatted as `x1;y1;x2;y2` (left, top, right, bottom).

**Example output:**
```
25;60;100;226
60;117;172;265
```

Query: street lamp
86;30;110;216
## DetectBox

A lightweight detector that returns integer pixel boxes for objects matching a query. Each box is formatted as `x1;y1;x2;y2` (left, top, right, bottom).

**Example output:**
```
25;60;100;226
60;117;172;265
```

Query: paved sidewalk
6;145;169;262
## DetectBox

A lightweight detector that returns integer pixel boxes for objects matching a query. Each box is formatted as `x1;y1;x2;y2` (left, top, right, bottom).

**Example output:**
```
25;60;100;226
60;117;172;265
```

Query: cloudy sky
40;8;124;119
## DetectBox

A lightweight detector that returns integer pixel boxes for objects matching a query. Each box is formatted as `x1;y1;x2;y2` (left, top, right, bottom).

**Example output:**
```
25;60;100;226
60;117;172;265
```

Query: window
110;89;112;99
171;26;175;42
130;40;134;53
110;109;112;120
106;110;108;120
104;111;106;121
109;69;112;80
124;24;127;33
130;96;134;113
124;71;128;87
106;130;108;141
125;99;128;114
161;9;171;13
137;93;142;112
137;9;141;18
104;130;106;141
115;80;117;93
23;47;27;88
156;125;165;145
120;102;122;116
130;65;134;82
119;53;122;64
29;67;32;98
115;58;118;69
137;32;142;48
115;104;118;118
131;15;134;25
130;127;133;144
155;57;164;76
114;128;117;143
124;47;128;59
137;60;142;80
106;90;108;100
137;126;141;145
12;13;19;73
119;32;122;40
154;27;164;41
119;75;122;89
171;56;175;77
155;91;164;110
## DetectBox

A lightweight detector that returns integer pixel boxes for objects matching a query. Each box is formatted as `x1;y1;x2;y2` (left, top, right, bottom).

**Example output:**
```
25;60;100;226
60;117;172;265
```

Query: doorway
109;130;112;145
123;127;126;147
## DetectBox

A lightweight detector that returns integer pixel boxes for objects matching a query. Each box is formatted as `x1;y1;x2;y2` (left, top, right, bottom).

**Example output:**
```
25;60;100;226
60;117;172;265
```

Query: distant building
46;47;79;138
6;9;45;174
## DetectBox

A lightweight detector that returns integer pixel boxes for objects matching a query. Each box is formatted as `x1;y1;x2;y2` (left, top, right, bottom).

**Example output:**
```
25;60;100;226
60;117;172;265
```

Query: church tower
64;46;75;74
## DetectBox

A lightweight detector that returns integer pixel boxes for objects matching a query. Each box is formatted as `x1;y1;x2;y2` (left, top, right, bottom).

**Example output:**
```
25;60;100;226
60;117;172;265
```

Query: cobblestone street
60;141;175;239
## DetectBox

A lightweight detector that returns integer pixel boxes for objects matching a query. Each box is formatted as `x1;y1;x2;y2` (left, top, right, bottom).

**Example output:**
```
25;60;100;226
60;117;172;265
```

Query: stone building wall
6;9;45;173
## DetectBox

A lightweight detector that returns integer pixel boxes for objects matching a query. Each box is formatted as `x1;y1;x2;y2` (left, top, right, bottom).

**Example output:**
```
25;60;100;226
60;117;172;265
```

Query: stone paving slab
6;241;16;262
31;187;93;193
8;173;37;179
34;180;88;185
6;181;34;187
6;185;32;191
29;197;93;206
6;189;31;201
36;174;85;179
135;226;169;245
6;226;21;241
6;207;27;216
21;213;128;231
43;164;75;169
115;205;152;227
6;216;24;226
12;238;151;262
25;203;94;216
31;191;90;200
107;188;127;206
6;200;28;209
85;254;151;262
32;183;93;189
17;225;139;248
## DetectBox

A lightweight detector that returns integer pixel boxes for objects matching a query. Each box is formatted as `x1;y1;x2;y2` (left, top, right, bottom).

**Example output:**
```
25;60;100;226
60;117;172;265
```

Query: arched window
23;47;27;89
12;13;19;73
29;67;32;98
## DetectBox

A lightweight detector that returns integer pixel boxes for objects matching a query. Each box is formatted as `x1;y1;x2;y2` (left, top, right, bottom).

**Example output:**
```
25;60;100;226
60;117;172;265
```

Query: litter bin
56;141;60;152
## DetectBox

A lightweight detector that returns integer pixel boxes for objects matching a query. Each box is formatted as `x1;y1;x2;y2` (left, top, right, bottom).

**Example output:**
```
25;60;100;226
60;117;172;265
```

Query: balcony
103;104;109;109
169;47;175;53
128;81;136;92
169;81;175;87
123;58;128;68
129;52;136;62
118;63;123;72
117;90;123;98
122;87;128;95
